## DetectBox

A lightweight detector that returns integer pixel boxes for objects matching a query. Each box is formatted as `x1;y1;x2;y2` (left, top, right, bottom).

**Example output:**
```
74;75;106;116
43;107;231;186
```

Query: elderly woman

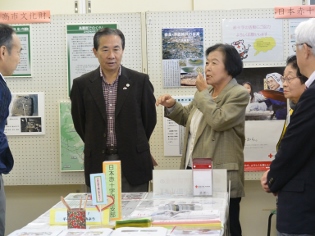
264;73;287;120
266;73;283;91
276;55;307;150
282;55;307;108
156;43;248;236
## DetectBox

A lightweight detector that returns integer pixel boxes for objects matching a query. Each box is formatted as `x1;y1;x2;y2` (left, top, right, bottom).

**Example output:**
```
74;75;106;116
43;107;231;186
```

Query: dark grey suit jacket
267;79;315;234
70;66;157;187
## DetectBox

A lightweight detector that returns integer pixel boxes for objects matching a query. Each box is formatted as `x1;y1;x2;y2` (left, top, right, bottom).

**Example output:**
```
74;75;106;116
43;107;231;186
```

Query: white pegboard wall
146;9;291;180
4;9;289;185
245;171;265;180
5;13;143;185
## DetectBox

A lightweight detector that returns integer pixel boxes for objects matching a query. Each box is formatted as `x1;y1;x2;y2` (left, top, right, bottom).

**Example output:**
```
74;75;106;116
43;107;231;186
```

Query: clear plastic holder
192;158;213;196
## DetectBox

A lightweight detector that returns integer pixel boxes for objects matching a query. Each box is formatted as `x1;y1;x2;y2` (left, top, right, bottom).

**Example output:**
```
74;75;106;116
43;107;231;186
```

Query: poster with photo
237;67;287;171
222;19;283;62
5;92;45;135
162;28;204;87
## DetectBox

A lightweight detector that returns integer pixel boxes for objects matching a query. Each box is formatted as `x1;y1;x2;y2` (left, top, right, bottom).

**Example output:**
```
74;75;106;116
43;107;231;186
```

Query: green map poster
60;102;84;171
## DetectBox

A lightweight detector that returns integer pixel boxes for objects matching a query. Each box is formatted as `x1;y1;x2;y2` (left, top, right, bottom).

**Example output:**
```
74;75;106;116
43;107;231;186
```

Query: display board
5;8;293;185
5;13;143;185
146;9;291;181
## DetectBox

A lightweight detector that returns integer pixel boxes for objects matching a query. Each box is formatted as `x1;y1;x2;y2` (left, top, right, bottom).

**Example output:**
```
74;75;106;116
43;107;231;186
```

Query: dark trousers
106;154;148;192
229;197;242;236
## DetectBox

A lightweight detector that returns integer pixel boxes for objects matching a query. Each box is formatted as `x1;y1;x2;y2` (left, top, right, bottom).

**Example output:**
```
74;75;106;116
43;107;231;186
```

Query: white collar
305;71;315;88
0;73;6;83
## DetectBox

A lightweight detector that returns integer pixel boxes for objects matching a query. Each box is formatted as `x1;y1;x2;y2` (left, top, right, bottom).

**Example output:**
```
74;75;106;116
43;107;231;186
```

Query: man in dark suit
70;28;157;192
261;18;315;235
0;23;22;236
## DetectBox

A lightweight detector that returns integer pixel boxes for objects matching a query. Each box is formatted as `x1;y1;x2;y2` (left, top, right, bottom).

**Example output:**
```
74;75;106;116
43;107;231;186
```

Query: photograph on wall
288;18;309;55
5;92;45;135
163;95;193;156
222;19;283;62
162;28;204;87
238;67;287;121
237;67;286;171
11;25;31;77
59;102;84;171
67;24;117;95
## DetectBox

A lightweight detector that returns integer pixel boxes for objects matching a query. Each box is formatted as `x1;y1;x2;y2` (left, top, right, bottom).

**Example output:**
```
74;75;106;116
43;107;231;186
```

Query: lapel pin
123;87;127;90
126;83;130;87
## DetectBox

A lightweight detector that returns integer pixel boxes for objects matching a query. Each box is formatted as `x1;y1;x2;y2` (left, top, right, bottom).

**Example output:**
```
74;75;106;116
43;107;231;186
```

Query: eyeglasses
292;43;313;52
281;76;300;83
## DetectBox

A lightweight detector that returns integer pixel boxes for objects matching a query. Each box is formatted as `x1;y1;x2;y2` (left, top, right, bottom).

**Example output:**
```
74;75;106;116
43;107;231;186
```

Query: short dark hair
93;28;125;50
205;43;243;78
286;55;308;84
0;23;15;54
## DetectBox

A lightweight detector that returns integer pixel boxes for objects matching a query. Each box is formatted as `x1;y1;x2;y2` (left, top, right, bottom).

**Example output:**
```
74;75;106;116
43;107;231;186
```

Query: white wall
240;181;277;236
0;0;75;14
1;0;304;14
193;0;303;10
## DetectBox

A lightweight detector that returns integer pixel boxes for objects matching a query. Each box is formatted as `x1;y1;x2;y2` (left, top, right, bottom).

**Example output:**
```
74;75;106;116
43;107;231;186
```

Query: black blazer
267;80;315;234
70;66;157;187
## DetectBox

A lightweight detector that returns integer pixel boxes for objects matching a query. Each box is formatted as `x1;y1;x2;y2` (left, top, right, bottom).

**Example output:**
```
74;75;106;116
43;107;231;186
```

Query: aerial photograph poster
162;28;204;88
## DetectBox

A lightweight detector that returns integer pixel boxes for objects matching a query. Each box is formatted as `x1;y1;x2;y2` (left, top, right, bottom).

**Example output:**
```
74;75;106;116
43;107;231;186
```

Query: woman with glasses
282;55;307;107
276;55;307;150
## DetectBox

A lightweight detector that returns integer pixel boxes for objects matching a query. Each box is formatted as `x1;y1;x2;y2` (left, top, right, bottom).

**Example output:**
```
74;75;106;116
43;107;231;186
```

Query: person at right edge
156;43;248;236
0;24;22;236
261;18;315;236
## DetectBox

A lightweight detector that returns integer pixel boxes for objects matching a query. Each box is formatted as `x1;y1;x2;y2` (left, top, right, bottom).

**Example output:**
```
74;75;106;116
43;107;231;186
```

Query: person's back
0;23;22;236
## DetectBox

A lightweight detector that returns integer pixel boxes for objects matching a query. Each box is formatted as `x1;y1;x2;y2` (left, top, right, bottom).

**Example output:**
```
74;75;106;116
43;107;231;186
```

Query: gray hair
295;18;315;55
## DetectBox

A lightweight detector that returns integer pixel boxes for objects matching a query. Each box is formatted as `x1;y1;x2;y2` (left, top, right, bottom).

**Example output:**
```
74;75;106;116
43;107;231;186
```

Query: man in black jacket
70;28;156;192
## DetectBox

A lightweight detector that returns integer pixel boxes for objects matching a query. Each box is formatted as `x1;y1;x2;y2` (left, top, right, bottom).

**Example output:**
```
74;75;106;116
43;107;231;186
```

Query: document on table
8;229;63;236
58;228;113;236
169;228;221;235
110;227;168;236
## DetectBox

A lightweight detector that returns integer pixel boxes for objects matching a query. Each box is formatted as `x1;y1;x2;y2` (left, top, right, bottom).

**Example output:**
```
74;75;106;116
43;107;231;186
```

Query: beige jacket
166;79;249;198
